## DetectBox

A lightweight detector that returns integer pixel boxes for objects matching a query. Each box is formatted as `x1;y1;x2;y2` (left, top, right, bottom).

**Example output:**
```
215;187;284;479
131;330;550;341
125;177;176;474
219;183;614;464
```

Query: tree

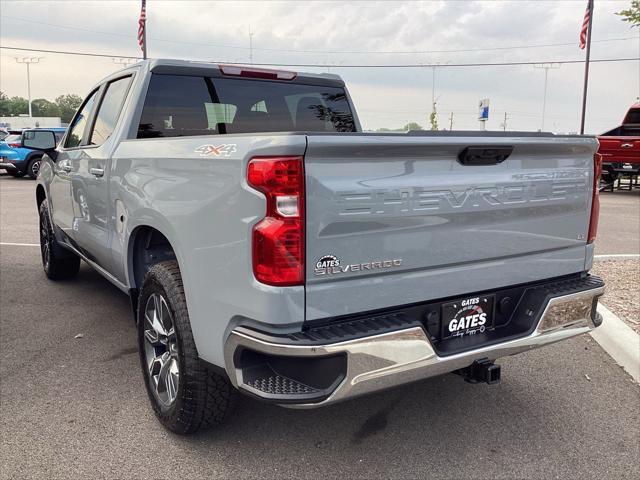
55;94;83;123
429;106;438;131
404;122;424;131
7;96;29;116
617;1;640;26
32;98;61;118
0;91;9;116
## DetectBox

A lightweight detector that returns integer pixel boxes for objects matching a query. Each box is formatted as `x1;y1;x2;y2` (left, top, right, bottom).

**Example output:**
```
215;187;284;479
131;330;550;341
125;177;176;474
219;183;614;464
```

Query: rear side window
89;76;132;146
137;74;356;138
624;109;640;124
65;90;97;148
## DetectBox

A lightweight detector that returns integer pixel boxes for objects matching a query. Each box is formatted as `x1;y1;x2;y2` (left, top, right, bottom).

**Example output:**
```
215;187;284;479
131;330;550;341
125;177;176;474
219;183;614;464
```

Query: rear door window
137;74;356;138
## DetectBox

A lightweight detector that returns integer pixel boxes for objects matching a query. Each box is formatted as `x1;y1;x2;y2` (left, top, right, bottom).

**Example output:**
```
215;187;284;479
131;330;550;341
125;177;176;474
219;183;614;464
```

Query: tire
8;171;25;178
38;201;81;280
137;260;237;434
27;155;43;179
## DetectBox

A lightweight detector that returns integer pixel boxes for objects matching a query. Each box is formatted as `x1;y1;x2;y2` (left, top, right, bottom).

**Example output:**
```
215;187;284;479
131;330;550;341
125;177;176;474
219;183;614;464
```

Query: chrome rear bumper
224;282;604;408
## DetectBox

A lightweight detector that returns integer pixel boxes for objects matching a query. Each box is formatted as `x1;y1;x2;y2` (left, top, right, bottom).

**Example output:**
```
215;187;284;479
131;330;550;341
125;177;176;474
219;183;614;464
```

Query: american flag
579;0;591;50
138;0;147;52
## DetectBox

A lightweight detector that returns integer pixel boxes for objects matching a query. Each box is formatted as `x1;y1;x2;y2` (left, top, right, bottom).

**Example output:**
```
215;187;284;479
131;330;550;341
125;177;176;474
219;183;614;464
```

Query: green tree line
0;91;83;123
377;122;425;132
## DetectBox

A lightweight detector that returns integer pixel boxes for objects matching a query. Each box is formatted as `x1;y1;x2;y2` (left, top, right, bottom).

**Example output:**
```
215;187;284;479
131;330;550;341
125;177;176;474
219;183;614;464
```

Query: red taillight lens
8;143;20;148
247;156;304;286
587;153;602;244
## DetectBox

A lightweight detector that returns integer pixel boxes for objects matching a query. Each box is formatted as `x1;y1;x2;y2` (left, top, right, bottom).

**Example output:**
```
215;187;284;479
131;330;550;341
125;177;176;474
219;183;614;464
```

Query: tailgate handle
458;146;513;166
621;143;633;148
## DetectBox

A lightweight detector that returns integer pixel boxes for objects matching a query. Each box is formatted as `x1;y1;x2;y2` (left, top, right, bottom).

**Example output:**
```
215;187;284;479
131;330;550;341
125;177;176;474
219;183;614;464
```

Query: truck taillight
247;156;304;286
587;153;602;244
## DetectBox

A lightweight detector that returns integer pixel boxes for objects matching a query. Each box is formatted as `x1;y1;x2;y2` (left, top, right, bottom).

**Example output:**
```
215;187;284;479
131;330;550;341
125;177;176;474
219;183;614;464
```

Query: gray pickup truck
30;59;604;434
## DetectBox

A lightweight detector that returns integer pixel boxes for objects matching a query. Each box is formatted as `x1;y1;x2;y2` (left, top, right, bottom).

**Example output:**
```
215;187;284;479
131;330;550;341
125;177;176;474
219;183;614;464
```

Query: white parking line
0;242;39;247
594;254;640;260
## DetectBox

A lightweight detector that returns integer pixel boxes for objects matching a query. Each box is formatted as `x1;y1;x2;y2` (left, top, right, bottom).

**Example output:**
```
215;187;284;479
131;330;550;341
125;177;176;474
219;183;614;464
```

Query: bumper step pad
245;368;319;396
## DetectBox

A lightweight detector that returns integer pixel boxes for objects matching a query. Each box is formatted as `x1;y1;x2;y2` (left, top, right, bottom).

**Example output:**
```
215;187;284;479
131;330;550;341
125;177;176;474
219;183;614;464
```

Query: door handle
621;143;633;148
90;167;104;177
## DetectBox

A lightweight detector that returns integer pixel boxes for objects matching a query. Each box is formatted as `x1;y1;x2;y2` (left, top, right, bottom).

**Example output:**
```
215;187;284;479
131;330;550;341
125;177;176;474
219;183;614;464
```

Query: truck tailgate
598;136;640;164
304;134;598;320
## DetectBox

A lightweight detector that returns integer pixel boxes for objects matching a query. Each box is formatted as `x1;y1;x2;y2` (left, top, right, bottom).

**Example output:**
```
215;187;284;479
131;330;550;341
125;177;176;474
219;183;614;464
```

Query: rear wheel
137;260;237;434
27;156;43;179
39;201;81;280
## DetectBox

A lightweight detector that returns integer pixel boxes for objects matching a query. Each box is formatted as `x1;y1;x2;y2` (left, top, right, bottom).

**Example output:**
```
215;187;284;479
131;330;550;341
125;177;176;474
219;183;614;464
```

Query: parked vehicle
0;127;66;178
597;103;640;187
32;60;605;434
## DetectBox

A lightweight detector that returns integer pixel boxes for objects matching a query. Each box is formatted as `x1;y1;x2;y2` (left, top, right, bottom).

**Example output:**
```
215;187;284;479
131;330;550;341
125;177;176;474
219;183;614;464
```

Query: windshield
3;134;22;144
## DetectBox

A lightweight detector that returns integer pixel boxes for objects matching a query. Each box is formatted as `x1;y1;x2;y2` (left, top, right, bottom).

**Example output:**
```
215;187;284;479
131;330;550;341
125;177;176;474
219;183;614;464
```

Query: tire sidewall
39;201;52;275
137;270;186;424
28;155;43;179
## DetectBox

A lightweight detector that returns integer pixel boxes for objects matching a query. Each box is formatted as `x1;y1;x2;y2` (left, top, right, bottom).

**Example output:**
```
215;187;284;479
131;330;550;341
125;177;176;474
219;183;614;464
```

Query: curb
591;304;640;383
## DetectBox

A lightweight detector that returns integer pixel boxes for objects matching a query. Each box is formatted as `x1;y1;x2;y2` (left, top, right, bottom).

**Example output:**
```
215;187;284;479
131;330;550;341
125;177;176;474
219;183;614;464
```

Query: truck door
50;89;98;237
70;75;133;271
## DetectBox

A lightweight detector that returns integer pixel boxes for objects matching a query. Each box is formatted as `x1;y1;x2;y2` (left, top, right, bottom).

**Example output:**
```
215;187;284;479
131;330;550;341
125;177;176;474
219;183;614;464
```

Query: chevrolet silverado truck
30;59;605;434
598;103;640;187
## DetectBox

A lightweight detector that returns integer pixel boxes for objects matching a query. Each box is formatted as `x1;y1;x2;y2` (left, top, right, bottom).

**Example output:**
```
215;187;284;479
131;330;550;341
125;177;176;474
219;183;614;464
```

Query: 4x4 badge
195;144;237;157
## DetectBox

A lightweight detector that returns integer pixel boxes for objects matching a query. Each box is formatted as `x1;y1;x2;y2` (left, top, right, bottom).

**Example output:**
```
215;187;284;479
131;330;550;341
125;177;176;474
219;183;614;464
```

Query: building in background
0;116;62;130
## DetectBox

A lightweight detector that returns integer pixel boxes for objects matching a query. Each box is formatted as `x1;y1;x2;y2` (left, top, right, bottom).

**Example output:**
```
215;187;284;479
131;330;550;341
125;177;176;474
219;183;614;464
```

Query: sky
0;0;638;133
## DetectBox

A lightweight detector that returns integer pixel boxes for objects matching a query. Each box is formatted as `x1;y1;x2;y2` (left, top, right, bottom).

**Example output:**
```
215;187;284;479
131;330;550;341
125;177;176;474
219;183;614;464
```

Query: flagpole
142;1;147;60
579;0;594;135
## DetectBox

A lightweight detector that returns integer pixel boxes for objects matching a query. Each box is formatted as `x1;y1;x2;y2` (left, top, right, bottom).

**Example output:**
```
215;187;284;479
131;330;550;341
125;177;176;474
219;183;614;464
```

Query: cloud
0;0;637;133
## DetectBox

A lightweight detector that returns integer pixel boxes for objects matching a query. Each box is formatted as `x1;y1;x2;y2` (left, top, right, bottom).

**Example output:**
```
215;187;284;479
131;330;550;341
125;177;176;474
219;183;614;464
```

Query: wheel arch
35;184;46;209
128;225;180;291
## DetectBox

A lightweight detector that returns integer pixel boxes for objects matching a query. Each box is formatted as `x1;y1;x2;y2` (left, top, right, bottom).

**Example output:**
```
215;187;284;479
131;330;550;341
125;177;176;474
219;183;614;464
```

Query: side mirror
22;130;57;151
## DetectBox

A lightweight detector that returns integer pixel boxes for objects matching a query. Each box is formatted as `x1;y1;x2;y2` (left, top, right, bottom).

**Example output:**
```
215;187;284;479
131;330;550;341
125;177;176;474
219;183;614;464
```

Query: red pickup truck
598;103;640;187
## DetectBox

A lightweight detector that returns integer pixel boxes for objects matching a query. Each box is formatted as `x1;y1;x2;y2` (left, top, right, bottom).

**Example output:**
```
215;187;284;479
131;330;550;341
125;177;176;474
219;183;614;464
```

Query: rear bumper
224;276;604;408
0;161;19;172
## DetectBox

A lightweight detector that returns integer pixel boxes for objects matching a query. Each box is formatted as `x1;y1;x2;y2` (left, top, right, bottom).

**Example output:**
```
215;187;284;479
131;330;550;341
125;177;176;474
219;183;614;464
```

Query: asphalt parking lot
1;174;638;479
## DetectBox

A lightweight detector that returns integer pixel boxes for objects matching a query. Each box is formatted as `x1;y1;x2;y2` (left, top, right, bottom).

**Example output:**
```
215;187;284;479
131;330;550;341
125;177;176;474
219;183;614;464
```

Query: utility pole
428;63;447;130
248;25;254;64
533;63;560;131
501;112;508;131
14;57;41;118
449;112;454;130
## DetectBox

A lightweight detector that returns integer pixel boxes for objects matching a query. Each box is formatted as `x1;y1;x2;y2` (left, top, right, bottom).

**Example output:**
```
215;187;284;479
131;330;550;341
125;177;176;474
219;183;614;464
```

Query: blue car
0;127;67;179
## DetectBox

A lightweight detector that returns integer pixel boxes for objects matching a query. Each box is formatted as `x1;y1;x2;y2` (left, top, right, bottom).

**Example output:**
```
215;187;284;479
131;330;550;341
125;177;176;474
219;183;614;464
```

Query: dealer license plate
442;295;494;339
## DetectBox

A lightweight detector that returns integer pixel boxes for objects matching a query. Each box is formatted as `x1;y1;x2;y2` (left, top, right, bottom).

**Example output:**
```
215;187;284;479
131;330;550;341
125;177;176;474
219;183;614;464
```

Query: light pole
15;57;42;118
113;57;138;67
533;63;560;131
248;25;255;64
